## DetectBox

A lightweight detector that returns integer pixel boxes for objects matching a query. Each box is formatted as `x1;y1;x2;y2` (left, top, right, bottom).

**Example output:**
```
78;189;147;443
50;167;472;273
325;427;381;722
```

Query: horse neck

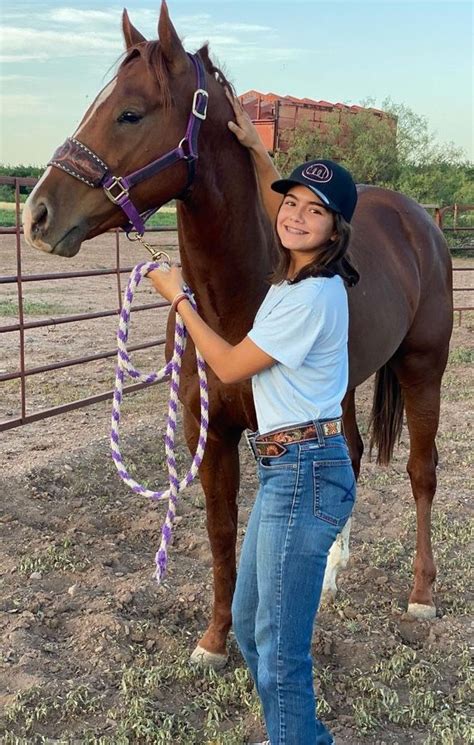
177;133;274;337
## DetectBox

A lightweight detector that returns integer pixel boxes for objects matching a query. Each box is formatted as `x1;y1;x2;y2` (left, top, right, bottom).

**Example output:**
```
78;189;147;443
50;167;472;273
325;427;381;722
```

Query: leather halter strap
48;53;209;236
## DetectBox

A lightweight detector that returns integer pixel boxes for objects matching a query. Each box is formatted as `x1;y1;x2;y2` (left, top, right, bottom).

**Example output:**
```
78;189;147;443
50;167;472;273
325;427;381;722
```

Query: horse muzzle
23;192;87;257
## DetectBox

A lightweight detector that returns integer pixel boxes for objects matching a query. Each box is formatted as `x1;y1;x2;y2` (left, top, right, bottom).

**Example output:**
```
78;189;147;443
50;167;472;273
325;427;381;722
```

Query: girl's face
276;184;337;257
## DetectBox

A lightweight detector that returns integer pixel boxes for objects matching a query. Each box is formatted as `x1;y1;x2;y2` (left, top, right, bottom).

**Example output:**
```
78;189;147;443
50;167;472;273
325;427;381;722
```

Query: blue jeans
232;430;356;745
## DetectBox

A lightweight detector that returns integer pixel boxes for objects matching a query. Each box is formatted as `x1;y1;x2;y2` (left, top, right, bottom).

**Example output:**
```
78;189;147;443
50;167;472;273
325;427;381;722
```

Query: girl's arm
226;90;283;225
148;267;275;384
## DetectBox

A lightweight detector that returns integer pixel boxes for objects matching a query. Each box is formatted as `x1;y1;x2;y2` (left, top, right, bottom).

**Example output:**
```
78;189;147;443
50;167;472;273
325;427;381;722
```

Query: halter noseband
47;53;209;236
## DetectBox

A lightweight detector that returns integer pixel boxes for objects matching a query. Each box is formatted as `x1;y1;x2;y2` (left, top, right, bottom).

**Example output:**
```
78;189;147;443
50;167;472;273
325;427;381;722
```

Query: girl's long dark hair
270;212;359;287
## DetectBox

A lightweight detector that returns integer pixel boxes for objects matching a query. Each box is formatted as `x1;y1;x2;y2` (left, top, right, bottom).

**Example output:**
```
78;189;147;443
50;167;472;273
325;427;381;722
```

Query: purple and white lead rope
110;260;209;583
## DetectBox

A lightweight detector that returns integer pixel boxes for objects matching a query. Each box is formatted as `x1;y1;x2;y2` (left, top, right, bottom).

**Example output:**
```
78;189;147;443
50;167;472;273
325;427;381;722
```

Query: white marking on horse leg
322;517;352;600
407;602;436;619
190;644;228;670
73;79;117;137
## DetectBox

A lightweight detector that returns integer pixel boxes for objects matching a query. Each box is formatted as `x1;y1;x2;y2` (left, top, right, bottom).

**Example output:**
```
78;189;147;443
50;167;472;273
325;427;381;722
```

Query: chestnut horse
23;3;452;668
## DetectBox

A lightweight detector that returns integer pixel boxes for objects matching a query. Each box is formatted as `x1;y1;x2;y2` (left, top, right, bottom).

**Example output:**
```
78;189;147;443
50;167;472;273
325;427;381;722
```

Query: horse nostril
31;202;49;235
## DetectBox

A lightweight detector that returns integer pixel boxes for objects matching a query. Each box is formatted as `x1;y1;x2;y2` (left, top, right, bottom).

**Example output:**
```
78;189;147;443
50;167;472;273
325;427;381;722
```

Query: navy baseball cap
271;159;358;223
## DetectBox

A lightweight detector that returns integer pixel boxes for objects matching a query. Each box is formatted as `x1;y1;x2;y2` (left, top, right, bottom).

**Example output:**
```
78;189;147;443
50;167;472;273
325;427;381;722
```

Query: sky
0;0;472;166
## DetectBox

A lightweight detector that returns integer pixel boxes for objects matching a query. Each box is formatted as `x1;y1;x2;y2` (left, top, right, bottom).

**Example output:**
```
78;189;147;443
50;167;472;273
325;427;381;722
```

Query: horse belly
346;246;418;386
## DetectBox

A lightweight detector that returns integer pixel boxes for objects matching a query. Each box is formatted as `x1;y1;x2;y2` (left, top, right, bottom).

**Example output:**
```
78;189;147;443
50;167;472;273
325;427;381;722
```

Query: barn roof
239;90;386;116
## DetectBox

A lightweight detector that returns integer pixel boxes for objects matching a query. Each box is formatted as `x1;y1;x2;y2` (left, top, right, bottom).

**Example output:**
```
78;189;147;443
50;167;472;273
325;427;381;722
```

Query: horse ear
122;9;147;50
158;0;188;74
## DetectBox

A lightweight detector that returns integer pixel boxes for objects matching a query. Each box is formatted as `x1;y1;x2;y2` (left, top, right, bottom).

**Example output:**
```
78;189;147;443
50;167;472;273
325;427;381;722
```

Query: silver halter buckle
104;176;129;204
192;89;209;120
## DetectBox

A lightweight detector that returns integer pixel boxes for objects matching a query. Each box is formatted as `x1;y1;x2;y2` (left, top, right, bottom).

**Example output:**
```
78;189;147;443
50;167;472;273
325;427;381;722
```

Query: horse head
23;2;229;257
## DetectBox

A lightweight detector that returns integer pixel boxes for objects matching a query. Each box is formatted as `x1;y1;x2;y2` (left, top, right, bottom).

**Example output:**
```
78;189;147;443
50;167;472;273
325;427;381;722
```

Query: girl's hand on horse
226;89;262;151
147;265;184;303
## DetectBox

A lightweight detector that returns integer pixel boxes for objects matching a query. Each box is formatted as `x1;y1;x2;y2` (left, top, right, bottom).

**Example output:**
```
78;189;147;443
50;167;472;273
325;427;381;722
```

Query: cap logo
302;163;333;183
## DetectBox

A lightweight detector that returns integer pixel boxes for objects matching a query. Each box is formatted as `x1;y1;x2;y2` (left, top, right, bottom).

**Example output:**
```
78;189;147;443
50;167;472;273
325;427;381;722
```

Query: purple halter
48;53;209;236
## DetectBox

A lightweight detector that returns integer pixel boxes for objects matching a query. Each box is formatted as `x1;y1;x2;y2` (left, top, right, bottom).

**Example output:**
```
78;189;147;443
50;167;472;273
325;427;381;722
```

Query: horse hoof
190;644;228;670
407;602;436;619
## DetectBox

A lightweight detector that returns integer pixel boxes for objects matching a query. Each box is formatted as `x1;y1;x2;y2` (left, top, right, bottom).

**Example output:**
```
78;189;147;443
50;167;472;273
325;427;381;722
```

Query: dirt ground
0;233;472;744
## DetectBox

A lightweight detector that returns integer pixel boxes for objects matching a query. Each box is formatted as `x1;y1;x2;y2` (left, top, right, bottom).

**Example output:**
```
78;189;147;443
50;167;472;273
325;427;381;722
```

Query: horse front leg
184;411;241;668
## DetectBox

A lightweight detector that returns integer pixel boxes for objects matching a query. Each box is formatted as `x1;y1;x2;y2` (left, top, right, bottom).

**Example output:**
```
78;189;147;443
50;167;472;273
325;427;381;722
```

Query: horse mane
196;44;236;96
118;41;235;111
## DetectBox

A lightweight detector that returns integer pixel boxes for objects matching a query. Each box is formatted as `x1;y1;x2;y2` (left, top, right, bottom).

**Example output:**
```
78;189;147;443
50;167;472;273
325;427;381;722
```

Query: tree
0;165;45;201
275;105;399;186
337;108;399;185
274;98;472;206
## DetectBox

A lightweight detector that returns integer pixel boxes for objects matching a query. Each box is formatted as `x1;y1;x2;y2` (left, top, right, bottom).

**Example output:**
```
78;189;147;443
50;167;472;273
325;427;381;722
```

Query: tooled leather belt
246;418;343;458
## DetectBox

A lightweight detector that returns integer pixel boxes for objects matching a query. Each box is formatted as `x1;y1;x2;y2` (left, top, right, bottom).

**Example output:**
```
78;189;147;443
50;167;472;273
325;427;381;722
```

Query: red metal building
238;90;395;153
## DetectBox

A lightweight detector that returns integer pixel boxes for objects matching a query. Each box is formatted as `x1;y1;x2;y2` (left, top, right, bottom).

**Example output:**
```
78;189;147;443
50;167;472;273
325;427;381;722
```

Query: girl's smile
283;225;309;235
276;184;337;258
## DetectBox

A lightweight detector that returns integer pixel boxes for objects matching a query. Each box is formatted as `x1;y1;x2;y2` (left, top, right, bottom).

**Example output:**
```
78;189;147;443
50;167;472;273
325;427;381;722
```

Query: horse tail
368;362;404;466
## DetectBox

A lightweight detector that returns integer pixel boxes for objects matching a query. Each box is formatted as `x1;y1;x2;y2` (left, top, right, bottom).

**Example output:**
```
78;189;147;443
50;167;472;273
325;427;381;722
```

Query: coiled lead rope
110;260;209;582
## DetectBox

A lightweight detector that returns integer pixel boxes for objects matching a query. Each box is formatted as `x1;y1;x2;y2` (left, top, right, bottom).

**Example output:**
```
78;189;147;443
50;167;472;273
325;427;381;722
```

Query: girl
148;95;359;745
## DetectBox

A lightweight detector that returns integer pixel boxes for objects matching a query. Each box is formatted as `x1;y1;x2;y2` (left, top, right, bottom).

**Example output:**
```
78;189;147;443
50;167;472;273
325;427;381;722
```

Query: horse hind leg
322;389;363;601
394;354;446;619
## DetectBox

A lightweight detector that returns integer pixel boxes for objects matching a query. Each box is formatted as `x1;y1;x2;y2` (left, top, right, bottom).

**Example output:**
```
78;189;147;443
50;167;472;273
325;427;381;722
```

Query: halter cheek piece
47;53;209;238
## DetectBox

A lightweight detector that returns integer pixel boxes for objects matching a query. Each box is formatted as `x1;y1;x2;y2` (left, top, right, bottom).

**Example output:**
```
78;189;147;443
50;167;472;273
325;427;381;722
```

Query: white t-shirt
247;276;348;435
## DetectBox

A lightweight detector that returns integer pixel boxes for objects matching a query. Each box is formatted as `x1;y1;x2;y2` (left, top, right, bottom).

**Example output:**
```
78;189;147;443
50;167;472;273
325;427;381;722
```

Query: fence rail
0;176;178;432
1;177;473;432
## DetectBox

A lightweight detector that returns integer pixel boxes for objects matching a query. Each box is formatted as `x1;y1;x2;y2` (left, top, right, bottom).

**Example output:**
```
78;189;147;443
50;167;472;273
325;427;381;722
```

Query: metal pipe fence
433;204;474;323
1;178;473;432
0;176;176;432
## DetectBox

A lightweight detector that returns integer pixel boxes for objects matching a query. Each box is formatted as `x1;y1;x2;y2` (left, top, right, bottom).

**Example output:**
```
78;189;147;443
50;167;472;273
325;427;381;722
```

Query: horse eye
117;111;143;124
